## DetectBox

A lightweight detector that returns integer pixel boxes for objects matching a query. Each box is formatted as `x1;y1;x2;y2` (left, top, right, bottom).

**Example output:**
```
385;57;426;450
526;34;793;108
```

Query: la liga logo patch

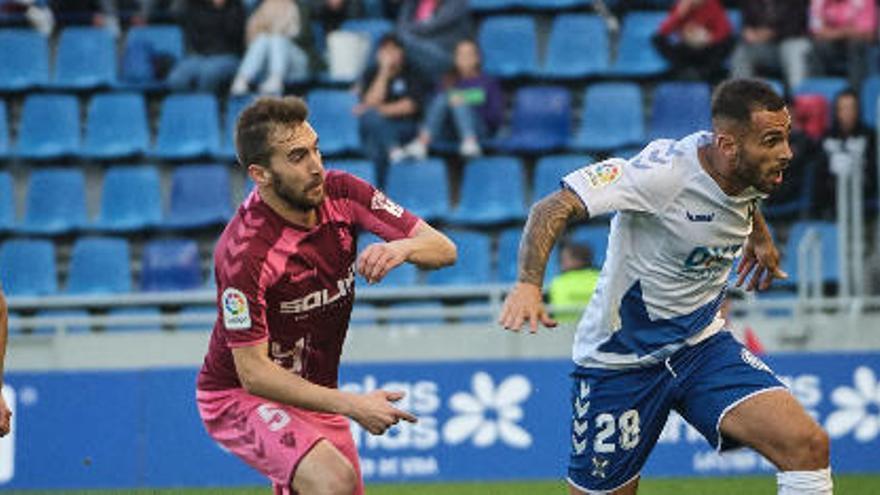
222;287;251;330
582;161;622;189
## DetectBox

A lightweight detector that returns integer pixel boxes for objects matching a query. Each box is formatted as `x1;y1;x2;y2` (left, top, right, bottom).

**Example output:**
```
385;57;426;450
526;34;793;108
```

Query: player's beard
735;149;781;195
271;174;324;212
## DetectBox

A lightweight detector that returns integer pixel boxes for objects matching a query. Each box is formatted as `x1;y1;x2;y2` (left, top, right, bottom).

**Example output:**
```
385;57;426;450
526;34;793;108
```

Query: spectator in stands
229;0;309;95
730;0;811;90
308;0;359;34
1;0;54;35
809;0;877;87
548;240;600;324
399;39;502;160
651;0;734;83
49;0;120;36
167;0;245;93
395;0;472;80
355;33;426;187
816;88;877;218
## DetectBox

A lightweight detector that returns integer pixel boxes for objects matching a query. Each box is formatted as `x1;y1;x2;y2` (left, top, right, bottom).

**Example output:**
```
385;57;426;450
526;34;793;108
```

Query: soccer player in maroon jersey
196;96;456;495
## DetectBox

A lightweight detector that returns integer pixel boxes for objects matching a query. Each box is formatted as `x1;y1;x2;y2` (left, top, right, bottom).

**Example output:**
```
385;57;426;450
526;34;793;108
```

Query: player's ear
715;131;738;161
247;163;271;187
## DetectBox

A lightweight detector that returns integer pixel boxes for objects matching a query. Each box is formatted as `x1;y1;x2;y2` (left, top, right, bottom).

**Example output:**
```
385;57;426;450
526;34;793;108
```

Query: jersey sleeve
215;249;270;349
562;140;685;217
337;172;421;241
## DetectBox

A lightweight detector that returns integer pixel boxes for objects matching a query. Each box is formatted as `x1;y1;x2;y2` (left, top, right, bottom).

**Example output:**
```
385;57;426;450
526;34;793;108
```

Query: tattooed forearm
517;189;588;286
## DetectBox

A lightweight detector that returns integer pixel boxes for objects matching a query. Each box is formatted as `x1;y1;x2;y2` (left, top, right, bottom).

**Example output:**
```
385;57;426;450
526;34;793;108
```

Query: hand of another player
350;390;417;435
0;395;11;437
498;282;557;333
356;242;407;284
736;236;787;291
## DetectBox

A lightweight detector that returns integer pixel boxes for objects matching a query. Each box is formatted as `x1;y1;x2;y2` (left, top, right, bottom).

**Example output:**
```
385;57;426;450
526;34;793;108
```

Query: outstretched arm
357;220;456;284
498;188;588;332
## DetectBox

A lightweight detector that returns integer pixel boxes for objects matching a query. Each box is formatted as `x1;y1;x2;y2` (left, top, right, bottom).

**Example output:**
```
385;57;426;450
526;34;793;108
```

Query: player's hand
736;236;787;291
350;390;417;435
498;282;557;333
356;242;407;284
0;395;11;437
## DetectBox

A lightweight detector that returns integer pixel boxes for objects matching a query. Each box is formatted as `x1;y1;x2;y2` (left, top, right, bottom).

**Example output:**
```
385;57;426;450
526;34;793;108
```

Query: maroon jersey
197;171;419;391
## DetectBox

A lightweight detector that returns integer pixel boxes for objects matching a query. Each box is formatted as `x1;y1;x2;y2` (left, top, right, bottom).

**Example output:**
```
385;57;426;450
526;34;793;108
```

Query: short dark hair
711;79;786;129
235;96;309;168
377;33;403;49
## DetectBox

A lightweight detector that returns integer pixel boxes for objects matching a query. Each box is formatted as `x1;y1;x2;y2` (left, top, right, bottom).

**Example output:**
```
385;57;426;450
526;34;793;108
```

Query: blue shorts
567;331;786;493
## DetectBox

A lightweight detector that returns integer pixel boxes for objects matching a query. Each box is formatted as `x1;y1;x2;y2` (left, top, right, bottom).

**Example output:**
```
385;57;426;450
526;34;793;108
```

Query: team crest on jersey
371;191;404;217
222;287;251;330
582;161;622;189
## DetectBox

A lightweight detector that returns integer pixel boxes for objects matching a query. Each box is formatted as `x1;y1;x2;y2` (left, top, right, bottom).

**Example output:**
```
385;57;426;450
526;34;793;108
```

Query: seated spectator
730;0;811;90
1;0;54;35
400;39;502;160
309;0;359;34
809;0;877;87
230;0;309;95
355;34;426;187
816;88;877;218
396;0;472;80
166;0;245;93
651;0;734;83
549;241;600;324
50;0;118;35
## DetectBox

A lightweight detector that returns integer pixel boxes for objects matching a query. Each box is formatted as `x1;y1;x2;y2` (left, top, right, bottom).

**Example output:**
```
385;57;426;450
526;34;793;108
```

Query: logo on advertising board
825;366;880;442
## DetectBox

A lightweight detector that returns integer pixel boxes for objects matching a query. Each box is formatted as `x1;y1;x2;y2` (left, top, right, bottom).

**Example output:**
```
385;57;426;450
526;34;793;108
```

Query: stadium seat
541;15;609;79
153;94;221;160
34;309;91;334
95;165;162;232
20;168;87;235
496;227;560;283
449;156;527;225
51;27;116;89
793;77;848;106
385;159;450;220
217;94;255;160
533;154;592;202
426;231;491;285
141;238;204;291
0;29;49;91
468;0;517;12
571;83;645;151
65;237;133;294
519;0;589;9
648;82;711;141
0;172;13;231
479;16;539;78
496;86;572;153
570;225;610;267
307;90;360;155
119;25;183;89
105;306;162;332
82;92;150;159
0;239;57;296
125;24;184;62
780;221;840;287
176;305;216;331
326;159;376;184
339;18;393;49
0;100;8;158
164;164;233;229
861;75;880;128
16;93;80;160
611;11;669;76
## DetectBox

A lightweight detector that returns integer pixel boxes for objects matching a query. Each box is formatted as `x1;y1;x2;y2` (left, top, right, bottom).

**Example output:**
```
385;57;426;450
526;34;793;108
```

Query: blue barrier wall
1;352;879;489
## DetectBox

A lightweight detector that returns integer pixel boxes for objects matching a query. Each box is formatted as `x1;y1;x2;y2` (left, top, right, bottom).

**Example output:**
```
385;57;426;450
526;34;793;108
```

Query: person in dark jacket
395;0;472;79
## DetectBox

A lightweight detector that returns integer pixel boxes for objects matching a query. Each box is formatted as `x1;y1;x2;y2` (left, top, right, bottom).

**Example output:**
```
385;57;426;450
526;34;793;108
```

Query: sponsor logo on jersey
371;191;404;218
280;266;355;314
686;211;715;222
684;244;742;269
222;287;251;330
582;161;622;189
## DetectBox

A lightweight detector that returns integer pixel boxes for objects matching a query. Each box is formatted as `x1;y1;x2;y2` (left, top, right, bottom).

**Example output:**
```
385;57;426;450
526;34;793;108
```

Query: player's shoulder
215;207;276;268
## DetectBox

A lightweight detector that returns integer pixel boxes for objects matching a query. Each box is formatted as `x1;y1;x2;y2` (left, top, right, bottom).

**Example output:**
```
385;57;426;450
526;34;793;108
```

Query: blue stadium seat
217;94;256;160
105;306;162;332
861;75;880;128
16;93;80;160
141;238;203;291
426;231;491;285
496;86;572;153
469;0;517;12
66;237;132;294
0;100;8;158
449;156;527;225
0;239;57;296
95;165;162;232
0;29;49;91
479;16;539;78
176;305;216;331
519;0;589;8
0;172;13;231
307;90;360;155
385;159;450;220
571;83;645;151
164;164;232;228
570;225;610;267
339;18;393;48
780;222;840;288
51;27;116;89
648;82;711;141
125;25;184;62
327;159;376;184
496;227;559;283
119;25;183;89
611;11;669;76
20;168;87;235
153;94;221;160
541;15;609;79
793;77;848;105
533;154;592;202
82;93;149;159
34;309;91;334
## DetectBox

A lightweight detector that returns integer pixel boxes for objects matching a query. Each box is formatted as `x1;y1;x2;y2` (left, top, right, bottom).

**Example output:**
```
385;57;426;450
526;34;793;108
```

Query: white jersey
562;132;764;369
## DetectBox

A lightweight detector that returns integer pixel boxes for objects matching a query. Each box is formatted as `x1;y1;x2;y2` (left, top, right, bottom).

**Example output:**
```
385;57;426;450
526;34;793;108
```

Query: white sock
777;468;833;494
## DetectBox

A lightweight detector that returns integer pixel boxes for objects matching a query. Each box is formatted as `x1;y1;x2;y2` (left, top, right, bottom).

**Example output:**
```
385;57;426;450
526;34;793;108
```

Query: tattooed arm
498;188;589;332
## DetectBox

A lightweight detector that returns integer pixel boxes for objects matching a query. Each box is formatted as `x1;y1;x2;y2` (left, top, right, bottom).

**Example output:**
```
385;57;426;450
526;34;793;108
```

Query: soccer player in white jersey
499;79;832;495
